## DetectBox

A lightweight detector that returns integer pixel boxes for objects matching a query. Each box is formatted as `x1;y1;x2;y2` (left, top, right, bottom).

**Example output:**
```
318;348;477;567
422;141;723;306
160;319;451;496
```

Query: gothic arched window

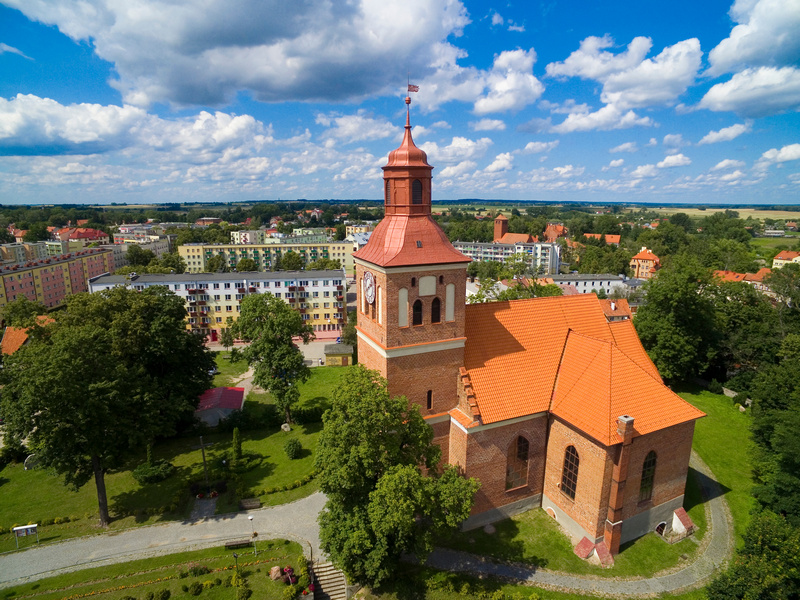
412;179;423;204
639;451;657;502
431;297;441;323
561;445;579;500
412;299;423;325
505;436;529;490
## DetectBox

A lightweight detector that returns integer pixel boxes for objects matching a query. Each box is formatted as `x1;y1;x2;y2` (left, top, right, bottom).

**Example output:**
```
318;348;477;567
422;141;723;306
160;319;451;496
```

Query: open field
639;207;800;220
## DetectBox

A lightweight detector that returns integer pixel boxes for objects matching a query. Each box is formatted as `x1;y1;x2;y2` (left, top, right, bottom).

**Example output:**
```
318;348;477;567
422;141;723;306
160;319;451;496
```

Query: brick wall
430;418;451;466
619;420;695;521
544;417;615;539
385;347;462;414
463;416;548;515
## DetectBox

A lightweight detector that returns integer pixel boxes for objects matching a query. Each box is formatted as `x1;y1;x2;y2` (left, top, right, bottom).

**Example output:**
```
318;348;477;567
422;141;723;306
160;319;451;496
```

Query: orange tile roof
584;233;621;244
774;250;800;260
744;267;771;282
599;298;632;319
551;331;704;445
713;270;747;282
497;232;535;244
463;295;703;444
632;248;659;260
1;316;54;355
353;215;469;267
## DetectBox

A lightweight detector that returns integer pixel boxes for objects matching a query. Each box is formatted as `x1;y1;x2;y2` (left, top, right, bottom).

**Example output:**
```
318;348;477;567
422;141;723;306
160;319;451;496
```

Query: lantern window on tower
412;179;423;204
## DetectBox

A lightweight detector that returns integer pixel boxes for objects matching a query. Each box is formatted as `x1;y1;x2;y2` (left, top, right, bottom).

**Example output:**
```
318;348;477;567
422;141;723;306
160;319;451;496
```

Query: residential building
453;240;561;275
583;233;621;245
542;273;630;296
0;249;115;310
353;104;702;561
88;270;346;340
346;224;376;236
178;241;354;274
230;230;267;245
195;217;223;226
630;247;660;279
543;223;569;242
772;250;800;269
54;227;110;247
0;243;48;267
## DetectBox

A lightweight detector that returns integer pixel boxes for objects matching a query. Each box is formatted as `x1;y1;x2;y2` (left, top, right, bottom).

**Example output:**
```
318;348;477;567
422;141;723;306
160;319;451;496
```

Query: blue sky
0;0;798;205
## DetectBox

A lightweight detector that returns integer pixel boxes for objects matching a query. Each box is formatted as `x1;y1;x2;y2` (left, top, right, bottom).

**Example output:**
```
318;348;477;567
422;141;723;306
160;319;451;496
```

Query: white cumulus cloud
473;49;544;114
470;118;506;131
522;140;559;153
712;159;746;170
756;143;800;169
698;122;753;145
315;111;395;143
484;152;514;172
631;164;659;178
699;66;800;117
610;142;638;153
419;136;493;163
551;104;652;133
657;153;691;168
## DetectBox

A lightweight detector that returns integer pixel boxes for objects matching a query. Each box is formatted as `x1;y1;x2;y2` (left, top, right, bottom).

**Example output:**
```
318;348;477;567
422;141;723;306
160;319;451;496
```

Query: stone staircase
312;561;348;600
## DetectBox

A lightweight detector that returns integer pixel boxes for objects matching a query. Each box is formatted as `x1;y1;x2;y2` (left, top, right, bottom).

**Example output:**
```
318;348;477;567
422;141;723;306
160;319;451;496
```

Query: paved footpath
0;452;733;596
0;493;327;589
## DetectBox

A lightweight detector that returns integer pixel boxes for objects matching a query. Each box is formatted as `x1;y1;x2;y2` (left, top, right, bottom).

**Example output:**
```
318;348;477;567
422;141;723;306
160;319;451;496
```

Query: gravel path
0;453;733;596
425;451;734;596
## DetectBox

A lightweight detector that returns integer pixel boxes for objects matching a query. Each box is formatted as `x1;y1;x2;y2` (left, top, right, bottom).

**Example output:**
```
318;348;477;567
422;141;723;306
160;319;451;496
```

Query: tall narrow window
412;179;423;204
426;390;432;410
561;445;579;500
639;451;657;502
411;277;416;287
431;297;441;323
505;436;529;490
398;287;408;327
412;299;423;325
385;179;391;204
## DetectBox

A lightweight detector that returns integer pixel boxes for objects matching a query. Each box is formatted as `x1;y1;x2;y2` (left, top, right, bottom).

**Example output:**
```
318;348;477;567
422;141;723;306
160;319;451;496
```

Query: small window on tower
426;390;432;410
411;277;416;287
385;180;390;204
412;179;423;204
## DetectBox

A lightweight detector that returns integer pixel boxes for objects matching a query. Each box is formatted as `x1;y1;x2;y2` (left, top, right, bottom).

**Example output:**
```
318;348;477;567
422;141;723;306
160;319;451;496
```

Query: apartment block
179;242;354;274
453;240;561;275
0;249;115;310
88;270;346;341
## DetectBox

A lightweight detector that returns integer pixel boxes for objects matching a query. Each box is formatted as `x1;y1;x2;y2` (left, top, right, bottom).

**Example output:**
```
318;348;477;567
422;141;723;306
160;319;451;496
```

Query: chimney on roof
616;415;635;443
610;301;616;311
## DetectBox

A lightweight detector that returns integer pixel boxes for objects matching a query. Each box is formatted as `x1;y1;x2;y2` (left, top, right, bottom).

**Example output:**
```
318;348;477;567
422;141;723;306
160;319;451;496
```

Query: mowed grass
0;541;304;600
0;362;350;552
678;388;755;543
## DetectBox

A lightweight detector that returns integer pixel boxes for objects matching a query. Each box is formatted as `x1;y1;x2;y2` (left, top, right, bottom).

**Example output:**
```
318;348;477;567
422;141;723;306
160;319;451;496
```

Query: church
352;98;704;562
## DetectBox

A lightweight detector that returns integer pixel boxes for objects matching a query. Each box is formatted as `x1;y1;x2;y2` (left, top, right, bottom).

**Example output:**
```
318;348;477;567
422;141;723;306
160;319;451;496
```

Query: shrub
237;587;252;600
284;438;302;460
189;565;210;577
144;592;155;600
188;581;203;596
156;590;171;600
232;427;242;462
708;378;723;394
214;578;222;586
132;460;174;485
181;584;189;592
0;440;28;469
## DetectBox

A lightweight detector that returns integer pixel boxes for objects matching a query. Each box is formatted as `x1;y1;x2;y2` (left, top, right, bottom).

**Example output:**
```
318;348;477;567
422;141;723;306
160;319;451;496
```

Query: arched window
505;436;529;490
639;451;657;502
412;179;423;204
412;299;423;325
385;180;391;204
561;445;579;500
431;297;441;323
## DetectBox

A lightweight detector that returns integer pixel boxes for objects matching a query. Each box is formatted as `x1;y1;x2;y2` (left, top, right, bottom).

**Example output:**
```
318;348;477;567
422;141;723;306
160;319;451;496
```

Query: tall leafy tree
634;254;718;381
236;258;258;272
280;250;304;271
126;245;156;267
0;287;213;526
231;293;313;423
205;254;230;273
316;366;479;586
0;296;48;327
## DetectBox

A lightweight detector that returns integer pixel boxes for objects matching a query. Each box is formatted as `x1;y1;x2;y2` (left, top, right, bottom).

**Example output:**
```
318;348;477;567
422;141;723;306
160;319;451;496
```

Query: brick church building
352;99;704;560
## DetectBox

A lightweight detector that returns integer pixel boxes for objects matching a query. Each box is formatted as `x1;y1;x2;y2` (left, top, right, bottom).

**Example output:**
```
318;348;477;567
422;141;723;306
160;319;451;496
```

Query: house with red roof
55;228;110;247
630;247;660;279
353;101;703;563
773;250;800;269
1;316;55;355
584;233;621;246
195;387;245;426
544;223;569;242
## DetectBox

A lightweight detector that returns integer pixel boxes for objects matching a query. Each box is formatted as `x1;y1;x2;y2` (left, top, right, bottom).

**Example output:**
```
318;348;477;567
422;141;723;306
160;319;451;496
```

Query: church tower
353;97;470;416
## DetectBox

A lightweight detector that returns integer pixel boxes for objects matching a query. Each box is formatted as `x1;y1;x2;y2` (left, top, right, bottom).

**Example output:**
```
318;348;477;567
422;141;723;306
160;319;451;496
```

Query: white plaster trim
449;411;547;435
356;330;465;358
450;416;469;434
354;258;468;274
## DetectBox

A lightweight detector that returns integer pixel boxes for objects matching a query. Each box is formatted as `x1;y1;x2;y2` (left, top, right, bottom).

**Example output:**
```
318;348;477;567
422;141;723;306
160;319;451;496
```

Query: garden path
0;453;734;596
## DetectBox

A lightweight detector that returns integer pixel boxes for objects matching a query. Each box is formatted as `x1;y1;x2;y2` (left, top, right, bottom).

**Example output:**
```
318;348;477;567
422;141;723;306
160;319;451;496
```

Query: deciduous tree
231;293;313;423
0;287;214;526
316;366;479;586
279;251;304;271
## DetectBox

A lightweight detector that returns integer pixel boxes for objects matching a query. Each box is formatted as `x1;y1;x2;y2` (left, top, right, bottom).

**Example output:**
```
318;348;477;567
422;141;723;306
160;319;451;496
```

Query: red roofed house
493;214;537;244
544;223;569;242
1;316;55;355
195;387;245;426
630;247;661;279
772;250;800;269
584;233;621;246
353;101;704;562
713;270;747;283
55;228;110;247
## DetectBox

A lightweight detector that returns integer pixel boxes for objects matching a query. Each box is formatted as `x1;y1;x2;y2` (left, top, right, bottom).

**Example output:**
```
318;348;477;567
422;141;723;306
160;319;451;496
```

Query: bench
239;498;261;510
224;538;252;550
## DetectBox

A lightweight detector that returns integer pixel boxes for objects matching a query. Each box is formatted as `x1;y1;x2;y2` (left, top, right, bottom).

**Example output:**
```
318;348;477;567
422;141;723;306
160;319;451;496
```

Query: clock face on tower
363;271;376;304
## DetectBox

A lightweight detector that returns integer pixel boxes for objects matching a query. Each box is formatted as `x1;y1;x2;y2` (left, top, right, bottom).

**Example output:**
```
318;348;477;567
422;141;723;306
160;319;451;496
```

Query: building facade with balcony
88;270;346;341
452;240;561;275
178;242;354;274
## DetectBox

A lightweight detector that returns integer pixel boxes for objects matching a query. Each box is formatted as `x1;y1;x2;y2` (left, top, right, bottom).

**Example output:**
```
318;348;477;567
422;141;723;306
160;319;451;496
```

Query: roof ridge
551;330;613;414
607;323;664;385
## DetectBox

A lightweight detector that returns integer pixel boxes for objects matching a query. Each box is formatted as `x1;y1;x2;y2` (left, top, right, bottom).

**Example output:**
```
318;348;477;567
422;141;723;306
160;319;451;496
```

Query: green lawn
0;541;304;600
0;364;351;552
211;351;249;387
678;388;755;543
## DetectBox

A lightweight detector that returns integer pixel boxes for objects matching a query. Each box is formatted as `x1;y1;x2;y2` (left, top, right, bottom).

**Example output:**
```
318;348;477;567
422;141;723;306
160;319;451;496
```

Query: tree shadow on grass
0;476;8;488
439;517;548;569
110;465;194;524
